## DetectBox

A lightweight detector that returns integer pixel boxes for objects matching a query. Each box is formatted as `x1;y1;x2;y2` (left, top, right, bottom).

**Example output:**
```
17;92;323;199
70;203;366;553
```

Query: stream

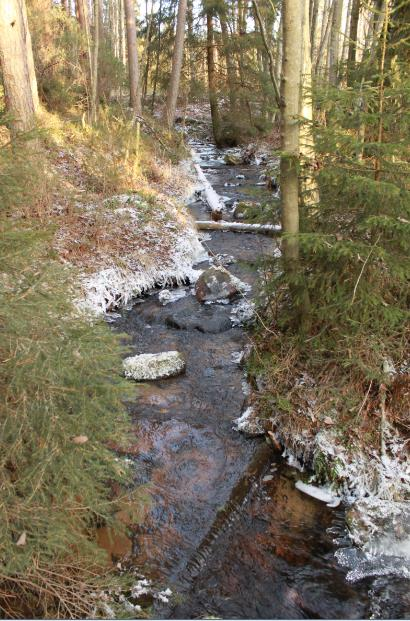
104;139;410;619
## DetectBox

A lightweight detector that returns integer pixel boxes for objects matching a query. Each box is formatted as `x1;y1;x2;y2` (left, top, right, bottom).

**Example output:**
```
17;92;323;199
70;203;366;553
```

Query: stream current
107;139;410;619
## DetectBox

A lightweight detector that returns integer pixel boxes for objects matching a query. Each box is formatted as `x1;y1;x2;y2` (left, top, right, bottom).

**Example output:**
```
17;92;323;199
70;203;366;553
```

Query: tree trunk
315;0;332;75
151;0;162;112
124;0;141;115
329;0;344;84
218;9;238;114
90;0;99;123
20;0;40;111
252;0;281;108
347;0;360;80
300;0;319;207
140;0;154;104
206;9;221;146
0;0;37;133
280;0;303;264
165;0;187;128
342;0;353;63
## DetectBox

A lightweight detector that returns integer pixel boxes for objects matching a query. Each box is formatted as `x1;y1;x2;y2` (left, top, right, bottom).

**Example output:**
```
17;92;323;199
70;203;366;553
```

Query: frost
158;288;187;305
295;480;341;507
230;299;255;326
123;351;186;381
75;198;207;315
233;406;264;436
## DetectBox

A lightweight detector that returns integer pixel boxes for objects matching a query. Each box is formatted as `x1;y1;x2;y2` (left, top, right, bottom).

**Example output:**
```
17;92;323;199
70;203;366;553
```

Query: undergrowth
0;115;141;618
252;73;410;461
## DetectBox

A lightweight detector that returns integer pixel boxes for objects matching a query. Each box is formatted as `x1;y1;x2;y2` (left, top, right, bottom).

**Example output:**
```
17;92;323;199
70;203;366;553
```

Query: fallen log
196;220;281;235
193;163;225;215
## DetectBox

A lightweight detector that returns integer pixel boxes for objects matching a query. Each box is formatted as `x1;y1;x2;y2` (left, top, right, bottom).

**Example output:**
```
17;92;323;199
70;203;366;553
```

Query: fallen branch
193;162;225;214
196;220;281;235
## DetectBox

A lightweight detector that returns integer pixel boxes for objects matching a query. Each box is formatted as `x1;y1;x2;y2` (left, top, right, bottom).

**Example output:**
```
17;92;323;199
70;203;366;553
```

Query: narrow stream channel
107;139;409;619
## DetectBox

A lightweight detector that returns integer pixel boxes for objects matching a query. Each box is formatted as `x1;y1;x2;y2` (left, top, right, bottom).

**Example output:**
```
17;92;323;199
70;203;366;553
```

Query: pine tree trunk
280;0;303;264
329;0;343;84
124;0;141;115
206;9;221;146
0;0;37;133
165;0;187;128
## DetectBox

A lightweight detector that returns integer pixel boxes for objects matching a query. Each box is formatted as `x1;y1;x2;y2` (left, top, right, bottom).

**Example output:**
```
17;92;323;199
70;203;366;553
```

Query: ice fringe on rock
123;351;186;381
295;480;341;507
233;406;264;436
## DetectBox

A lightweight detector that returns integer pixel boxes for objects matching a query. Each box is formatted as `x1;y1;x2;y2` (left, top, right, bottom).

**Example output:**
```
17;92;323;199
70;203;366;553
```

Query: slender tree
280;0;304;266
165;0;187;128
124;0;142;115
0;0;38;132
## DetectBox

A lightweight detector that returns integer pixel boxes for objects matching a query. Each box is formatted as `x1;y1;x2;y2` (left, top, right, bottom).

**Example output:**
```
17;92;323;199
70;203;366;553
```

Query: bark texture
0;0;37;132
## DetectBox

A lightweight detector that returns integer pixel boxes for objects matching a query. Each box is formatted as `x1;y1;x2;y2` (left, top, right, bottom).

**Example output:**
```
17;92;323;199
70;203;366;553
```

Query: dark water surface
106;140;409;619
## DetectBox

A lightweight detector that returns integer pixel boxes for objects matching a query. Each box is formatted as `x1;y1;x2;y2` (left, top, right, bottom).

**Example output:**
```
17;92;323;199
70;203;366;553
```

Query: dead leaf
72;435;88;444
324;416;334;425
16;532;26;546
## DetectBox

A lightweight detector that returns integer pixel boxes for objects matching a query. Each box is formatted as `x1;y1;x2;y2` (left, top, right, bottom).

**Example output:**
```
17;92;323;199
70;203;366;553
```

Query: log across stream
103;139;409;619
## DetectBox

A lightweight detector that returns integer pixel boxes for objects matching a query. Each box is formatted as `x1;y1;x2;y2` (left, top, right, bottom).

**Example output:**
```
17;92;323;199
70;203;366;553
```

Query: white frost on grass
74;194;207;315
123;351;186;381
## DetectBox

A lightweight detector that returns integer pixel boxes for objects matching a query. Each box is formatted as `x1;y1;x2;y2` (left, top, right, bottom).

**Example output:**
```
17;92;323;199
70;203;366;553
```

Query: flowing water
106;139;410;619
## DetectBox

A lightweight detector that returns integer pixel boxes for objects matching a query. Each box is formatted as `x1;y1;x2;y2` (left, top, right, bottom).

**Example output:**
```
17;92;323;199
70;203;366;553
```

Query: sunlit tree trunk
300;0;319;207
165;0;187;128
0;0;37;133
124;0;141;115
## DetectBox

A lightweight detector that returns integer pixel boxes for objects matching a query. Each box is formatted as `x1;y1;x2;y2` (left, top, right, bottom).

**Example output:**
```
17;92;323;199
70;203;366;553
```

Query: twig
350;234;381;305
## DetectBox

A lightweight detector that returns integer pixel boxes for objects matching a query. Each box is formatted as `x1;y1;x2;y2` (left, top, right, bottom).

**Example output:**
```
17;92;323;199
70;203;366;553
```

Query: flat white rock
123;351;186;381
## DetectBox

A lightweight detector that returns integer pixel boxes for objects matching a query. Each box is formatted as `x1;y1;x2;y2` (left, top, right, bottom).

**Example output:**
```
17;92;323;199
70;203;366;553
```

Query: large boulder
123;351;186;381
195;266;240;304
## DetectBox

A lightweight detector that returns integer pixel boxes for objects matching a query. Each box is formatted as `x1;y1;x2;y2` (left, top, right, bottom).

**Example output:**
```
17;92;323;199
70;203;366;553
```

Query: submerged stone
123;351;186;381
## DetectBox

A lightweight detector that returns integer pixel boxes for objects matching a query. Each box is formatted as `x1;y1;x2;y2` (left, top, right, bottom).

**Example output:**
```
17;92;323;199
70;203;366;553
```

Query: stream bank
100;136;409;619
